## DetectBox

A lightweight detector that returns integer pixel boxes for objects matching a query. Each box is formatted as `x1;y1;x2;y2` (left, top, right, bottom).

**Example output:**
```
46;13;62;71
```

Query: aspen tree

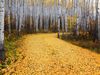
95;0;99;40
0;0;5;60
58;0;61;38
8;0;11;37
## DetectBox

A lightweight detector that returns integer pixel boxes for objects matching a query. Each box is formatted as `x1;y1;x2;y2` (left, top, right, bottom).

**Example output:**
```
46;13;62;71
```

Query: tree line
4;0;100;39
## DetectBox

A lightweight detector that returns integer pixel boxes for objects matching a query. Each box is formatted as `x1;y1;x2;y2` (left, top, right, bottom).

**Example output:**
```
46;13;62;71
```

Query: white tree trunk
98;0;100;40
98;17;100;40
0;0;5;60
65;14;68;32
57;0;61;38
95;0;100;40
8;0;11;37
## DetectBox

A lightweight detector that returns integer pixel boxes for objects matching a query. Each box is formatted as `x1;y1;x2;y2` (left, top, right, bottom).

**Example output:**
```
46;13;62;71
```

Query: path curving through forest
4;33;100;75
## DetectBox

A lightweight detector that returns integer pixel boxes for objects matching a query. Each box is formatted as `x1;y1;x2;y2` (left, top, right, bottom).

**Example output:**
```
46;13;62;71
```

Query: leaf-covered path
4;33;100;75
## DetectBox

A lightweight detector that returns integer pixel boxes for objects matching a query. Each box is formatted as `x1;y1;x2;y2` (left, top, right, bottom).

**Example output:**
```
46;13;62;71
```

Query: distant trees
3;0;100;40
66;0;100;41
0;0;5;60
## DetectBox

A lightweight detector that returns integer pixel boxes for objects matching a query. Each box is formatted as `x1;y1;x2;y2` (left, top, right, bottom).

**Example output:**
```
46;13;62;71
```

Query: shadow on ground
61;34;100;54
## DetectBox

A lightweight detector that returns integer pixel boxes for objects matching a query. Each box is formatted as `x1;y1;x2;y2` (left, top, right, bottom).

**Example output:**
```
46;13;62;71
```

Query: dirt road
4;33;100;75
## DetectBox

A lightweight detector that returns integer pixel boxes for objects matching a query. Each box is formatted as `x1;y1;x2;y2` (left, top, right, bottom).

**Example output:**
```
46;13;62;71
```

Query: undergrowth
0;32;21;74
61;33;100;53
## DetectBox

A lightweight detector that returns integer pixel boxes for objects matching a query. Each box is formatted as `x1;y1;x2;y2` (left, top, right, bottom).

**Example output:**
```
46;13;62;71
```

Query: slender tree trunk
15;0;18;34
29;0;33;33
0;0;5;60
58;0;61;38
8;0;11;38
65;13;68;32
95;0;99;40
39;1;43;31
98;0;100;40
19;0;22;35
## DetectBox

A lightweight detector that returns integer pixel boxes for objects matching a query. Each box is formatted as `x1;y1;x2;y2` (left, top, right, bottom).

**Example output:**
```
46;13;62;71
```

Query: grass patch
0;33;21;70
5;36;18;65
61;33;100;53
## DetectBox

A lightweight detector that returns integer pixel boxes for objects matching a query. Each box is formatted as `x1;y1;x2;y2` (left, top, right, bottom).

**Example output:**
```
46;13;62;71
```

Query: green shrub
4;33;21;67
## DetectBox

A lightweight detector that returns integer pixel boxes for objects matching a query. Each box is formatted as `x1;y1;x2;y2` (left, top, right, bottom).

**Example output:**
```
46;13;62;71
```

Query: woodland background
0;0;100;73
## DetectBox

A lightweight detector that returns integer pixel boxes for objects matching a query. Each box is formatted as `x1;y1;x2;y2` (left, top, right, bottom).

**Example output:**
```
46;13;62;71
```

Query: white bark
29;1;33;31
0;0;5;59
95;0;100;40
98;0;100;40
8;0;11;37
15;0;18;32
58;0;61;38
98;13;100;40
65;13;68;32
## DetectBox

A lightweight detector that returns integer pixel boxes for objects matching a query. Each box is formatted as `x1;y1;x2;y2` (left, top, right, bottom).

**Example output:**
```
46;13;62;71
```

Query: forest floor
2;33;100;75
